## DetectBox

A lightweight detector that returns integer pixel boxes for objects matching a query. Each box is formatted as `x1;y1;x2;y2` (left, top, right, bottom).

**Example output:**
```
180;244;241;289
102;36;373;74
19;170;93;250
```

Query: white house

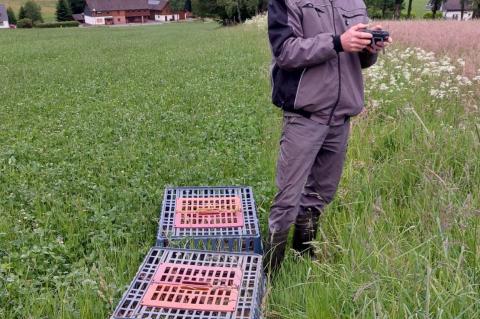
441;0;474;20
0;4;9;28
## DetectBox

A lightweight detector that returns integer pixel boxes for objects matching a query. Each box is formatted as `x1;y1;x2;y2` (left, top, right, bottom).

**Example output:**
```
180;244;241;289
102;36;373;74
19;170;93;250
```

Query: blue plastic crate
157;186;263;254
111;247;266;319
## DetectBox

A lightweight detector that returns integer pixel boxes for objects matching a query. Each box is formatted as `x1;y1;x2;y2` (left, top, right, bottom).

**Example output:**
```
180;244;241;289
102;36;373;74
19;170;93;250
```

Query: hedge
35;21;80;28
17;18;33;28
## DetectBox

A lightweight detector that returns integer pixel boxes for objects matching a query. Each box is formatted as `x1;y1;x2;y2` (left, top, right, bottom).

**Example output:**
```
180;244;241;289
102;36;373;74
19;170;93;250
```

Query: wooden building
84;0;186;25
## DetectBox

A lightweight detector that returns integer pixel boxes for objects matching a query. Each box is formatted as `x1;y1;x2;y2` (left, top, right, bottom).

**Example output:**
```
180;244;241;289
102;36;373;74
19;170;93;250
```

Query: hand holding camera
340;23;392;54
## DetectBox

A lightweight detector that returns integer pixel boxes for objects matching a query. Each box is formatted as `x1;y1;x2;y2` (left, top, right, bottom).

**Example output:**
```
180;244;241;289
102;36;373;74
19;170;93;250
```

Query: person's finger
351;23;368;31
387;36;393;43
353;37;372;46
354;30;373;39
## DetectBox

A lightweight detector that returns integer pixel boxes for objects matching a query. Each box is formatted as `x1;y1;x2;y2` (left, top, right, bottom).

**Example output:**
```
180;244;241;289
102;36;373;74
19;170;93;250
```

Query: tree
18;6;26;20
216;0;257;22
365;0;398;19
191;0;258;24
407;0;413;18
170;0;186;12
23;1;43;23
474;0;480;18
459;0;474;19
68;0;85;14
56;0;73;21
7;7;17;24
428;0;443;19
191;0;218;18
185;0;192;12
382;0;388;17
393;0;403;19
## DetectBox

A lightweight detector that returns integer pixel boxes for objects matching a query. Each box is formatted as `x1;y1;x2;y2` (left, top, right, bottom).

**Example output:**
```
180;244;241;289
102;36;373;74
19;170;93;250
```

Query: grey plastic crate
157;186;263;254
111;247;265;319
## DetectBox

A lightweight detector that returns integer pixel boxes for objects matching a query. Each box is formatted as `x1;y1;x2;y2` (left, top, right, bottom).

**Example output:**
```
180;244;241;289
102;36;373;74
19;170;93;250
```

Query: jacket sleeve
359;51;378;68
268;0;338;70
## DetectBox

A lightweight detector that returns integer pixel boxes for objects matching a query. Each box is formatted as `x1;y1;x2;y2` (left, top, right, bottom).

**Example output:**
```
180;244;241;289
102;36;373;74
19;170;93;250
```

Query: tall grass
267;45;480;318
380;20;480;76
0;21;479;318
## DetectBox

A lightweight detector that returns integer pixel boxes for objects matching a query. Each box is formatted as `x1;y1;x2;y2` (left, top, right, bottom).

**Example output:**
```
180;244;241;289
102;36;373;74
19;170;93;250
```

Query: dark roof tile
85;0;168;11
443;0;473;11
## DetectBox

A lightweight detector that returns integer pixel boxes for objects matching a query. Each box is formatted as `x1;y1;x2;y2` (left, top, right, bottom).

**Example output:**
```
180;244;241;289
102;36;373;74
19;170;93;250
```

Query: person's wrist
333;35;344;53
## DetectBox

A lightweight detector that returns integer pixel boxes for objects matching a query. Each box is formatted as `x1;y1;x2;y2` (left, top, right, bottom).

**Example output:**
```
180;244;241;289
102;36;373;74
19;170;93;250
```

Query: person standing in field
265;0;392;272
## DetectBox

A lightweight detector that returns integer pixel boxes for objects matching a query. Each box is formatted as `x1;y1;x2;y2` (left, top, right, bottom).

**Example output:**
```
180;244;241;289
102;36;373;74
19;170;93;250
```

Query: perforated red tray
174;196;244;228
141;263;242;312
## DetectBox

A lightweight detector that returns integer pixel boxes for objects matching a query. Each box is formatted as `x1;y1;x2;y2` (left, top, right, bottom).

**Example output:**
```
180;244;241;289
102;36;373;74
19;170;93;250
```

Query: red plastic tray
141;263;242;312
174;196;244;228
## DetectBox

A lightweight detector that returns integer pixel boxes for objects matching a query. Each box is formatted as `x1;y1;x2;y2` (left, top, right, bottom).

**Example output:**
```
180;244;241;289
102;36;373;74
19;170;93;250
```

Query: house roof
0;4;8;23
72;13;84;21
442;0;473;11
147;0;168;10
85;0;168;11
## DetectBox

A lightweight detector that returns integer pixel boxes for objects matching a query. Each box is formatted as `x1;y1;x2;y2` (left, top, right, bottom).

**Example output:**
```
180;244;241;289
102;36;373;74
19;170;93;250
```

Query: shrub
17;18;33;28
400;12;416;19
35;21;80;28
423;12;434;19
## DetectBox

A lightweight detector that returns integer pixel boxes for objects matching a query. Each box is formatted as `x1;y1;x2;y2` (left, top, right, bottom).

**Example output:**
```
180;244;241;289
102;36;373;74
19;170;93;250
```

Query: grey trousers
269;114;350;233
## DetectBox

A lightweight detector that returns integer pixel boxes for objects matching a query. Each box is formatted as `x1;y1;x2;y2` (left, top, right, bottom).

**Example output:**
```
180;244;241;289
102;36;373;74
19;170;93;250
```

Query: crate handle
180;281;211;291
180;285;211;291
197;211;221;215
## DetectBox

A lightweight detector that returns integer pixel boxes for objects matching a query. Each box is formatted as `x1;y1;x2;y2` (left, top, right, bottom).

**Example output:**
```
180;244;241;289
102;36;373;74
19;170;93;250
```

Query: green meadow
1;22;479;318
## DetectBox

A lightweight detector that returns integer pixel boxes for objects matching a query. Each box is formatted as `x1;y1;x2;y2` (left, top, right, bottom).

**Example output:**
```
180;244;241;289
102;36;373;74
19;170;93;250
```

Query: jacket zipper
327;0;341;126
294;68;307;108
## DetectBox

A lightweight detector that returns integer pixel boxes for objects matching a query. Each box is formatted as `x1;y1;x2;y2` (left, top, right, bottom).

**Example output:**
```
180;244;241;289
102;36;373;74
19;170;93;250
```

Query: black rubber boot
292;208;320;258
263;228;289;275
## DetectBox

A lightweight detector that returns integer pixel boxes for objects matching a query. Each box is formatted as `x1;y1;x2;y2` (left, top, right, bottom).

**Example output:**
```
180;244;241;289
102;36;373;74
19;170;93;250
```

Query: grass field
3;0;57;21
1;21;479;318
1;0;432;23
